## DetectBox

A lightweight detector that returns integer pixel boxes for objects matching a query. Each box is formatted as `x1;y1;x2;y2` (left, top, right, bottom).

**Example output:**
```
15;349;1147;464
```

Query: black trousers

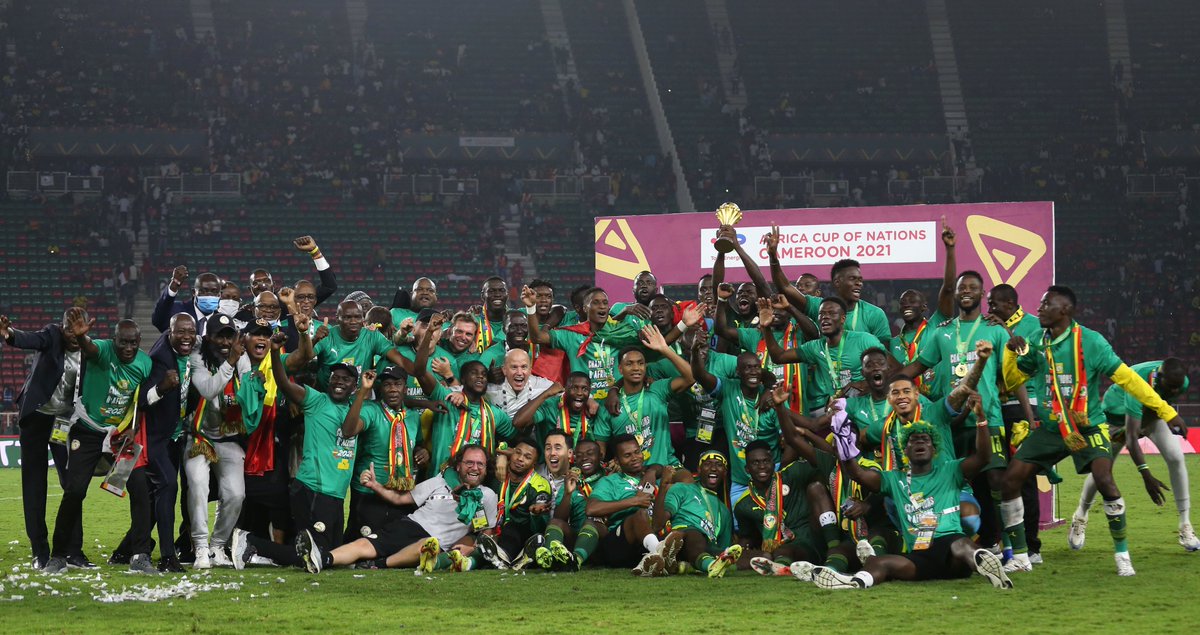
19;412;75;559
145;437;182;559
344;489;413;542
247;481;344;567
239;470;291;541
50;424;106;558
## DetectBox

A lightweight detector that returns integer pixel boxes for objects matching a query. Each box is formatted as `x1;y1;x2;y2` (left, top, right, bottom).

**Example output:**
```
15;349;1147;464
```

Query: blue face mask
268;319;281;328
196;295;220;315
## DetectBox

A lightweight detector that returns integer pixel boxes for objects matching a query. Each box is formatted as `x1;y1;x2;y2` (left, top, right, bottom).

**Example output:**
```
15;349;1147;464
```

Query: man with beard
42;318;153;574
586;434;669;572
139;313;198;572
761;297;879;411
230;332;362;570
414;318;519;476
475;277;509;351
525;286;643;399
816;400;1012;590
443;312;482;366
649;453;742;578
514;372;591;450
343;366;430;542
294;445;498;572
763;227;892;348
609;271;657;324
533;430;601;571
899;271;1011;548
184;314;313;568
997;286;1184;575
390;277;440;326
0;308;88;570
473;436;554;570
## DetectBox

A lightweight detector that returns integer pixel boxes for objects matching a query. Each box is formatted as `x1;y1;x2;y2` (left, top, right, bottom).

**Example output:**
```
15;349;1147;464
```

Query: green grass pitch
0;456;1196;634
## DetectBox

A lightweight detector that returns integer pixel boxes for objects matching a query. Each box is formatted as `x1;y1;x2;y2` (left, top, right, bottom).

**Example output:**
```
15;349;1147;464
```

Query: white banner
700;221;938;268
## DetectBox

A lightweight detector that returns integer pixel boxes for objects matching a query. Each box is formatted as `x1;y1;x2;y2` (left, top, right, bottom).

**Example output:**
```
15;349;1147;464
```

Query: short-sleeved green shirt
295;386;356;499
589;471;652;527
805;295;892;348
548;328;620;396
713;379;781;485
794;331;880;406
733;459;825;546
889;310;947;366
592;380;676;466
1012;322;1124;427
532;395;593;449
312;327;394;389
75;340;153;431
653;350;738;439
880;459;969;550
351;400;423;495
917;315;1009;427
394;344;458;428
425;383;517;475
864;396;959;469
664;483;731;551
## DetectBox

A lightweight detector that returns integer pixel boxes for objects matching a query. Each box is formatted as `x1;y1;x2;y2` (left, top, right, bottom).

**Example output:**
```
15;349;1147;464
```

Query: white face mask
218;299;241;317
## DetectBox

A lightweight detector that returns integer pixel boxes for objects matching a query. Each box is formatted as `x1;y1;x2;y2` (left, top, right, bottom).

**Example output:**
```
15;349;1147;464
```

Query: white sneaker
1027;552;1043;565
211;548;233;567
1003;553;1033;573
812;566;860;590
192;550;212;570
788;560;816;582
1115;551;1135;577
1179;524;1200;552
855;539;875;562
1067;513;1088;550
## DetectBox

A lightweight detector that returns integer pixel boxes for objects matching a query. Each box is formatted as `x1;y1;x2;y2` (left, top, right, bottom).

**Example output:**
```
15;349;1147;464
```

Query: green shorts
779;532;825;561
984;426;1009;472
1013;420;1112;475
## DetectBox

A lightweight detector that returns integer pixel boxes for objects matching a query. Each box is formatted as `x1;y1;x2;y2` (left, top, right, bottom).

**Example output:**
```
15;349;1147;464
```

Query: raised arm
757;299;801;364
641;326;694;393
512;383;564;431
294;236;337;306
269;331;307;404
958;396;993;480
945;340;993;413
341;370;375;438
729;231;772;297
771;293;818;341
414;315;444;396
283;314;317;373
63;312;99;360
690;336;719;393
521;286;552;346
764;225;809;311
936;216;957;318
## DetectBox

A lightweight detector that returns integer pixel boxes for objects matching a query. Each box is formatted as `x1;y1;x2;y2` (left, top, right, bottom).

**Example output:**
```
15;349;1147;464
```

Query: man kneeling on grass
294;444;498;573
815;396;1013;590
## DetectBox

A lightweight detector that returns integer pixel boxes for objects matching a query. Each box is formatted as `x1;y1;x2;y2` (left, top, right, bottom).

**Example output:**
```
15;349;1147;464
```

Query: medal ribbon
823;335;846;389
1045;324;1088;452
621;388;649;447
904;319;928;392
497;469;535;529
760;473;794;551
451;400;494;456
757;329;804;413
384;405;413;490
560;399;587;444
954;317;983;356
476;316;495;351
880;403;921;471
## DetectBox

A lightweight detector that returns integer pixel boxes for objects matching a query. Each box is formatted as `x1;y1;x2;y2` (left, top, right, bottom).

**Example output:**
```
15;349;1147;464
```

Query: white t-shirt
408;475;498;547
485;375;553;418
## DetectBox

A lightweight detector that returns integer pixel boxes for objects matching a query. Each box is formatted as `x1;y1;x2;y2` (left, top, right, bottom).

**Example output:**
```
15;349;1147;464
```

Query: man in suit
139;313;198;572
0;308;87;570
152;266;222;336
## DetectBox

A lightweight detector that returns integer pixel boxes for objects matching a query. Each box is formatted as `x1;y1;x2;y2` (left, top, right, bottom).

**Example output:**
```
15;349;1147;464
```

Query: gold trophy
713;202;743;253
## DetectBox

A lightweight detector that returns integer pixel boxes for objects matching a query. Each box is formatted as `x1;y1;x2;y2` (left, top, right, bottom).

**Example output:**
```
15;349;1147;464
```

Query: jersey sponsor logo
966;215;1047;289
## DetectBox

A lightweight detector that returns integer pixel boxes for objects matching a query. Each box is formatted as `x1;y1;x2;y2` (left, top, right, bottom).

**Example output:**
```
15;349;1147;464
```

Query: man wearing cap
646;452;742;578
230;326;362;569
344;366;430;541
185;314;313;568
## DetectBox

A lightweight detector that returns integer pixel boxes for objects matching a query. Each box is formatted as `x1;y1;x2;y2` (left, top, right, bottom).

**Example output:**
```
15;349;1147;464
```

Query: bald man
486;349;557;417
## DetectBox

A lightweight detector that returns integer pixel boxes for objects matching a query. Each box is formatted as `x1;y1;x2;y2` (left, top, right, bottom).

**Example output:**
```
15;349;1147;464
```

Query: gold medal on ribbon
953;363;968;378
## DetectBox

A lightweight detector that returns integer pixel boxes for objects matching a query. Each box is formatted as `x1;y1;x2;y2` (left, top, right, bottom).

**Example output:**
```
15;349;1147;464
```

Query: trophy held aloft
713;202;743;254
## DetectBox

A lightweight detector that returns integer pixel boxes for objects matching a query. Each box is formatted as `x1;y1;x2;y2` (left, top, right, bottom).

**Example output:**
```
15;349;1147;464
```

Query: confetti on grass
93;579;243;603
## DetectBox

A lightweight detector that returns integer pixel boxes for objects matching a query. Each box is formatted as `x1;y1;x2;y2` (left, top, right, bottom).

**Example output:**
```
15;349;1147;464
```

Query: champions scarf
1045;324;1088;452
757;325;804;413
384;405;414;490
903;319;928;391
442;467;484;527
476;316;496;351
496;469;535;532
188;399;218;462
580;472;602;497
451;400;495;455
831;462;868;537
241;355;281;476
560;400;587;444
753;473;794;552
879;403;921;471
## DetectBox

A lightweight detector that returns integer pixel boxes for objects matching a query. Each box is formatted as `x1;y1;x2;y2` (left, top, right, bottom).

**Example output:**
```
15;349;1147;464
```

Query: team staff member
1;309;87;570
43;317;153;574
